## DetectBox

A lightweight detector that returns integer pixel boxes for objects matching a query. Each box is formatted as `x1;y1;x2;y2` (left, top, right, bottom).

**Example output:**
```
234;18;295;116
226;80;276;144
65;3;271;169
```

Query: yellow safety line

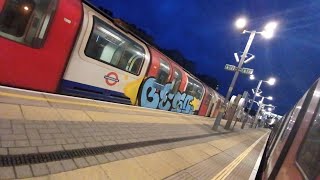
0;91;180;116
0;91;102;107
211;133;267;180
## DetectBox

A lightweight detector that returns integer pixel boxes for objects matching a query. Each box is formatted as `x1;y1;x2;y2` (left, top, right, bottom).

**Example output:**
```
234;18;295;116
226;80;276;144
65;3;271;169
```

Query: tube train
0;0;224;116
260;78;320;179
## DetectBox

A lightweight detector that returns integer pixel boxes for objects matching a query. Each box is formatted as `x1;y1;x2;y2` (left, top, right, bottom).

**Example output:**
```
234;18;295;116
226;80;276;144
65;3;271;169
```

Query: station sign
224;64;253;75
224;64;236;71
239;67;254;75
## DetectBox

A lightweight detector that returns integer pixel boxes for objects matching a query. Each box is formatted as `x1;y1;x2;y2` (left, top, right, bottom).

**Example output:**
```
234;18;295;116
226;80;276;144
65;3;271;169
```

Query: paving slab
21;105;63;121
0;103;24;120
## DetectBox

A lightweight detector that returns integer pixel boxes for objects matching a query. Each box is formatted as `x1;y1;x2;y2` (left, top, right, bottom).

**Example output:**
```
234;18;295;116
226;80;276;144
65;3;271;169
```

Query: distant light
250;74;255;80
265;21;278;31
261;30;274;39
267;77;276;85
262;21;278;39
235;17;247;29
268;107;272;111
23;6;29;11
267;96;273;100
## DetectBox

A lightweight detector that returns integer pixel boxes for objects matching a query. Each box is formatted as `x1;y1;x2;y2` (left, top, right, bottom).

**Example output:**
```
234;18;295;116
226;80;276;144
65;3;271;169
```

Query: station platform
0;86;269;179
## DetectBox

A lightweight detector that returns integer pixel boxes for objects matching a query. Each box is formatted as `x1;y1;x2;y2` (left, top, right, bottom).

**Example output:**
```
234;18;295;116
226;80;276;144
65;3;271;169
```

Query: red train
0;0;224;116
260;78;320;179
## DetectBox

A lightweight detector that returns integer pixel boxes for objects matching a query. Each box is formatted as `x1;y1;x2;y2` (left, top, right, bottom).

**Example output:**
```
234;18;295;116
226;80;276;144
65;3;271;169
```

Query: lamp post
241;76;276;128
212;17;278;131
251;94;273;128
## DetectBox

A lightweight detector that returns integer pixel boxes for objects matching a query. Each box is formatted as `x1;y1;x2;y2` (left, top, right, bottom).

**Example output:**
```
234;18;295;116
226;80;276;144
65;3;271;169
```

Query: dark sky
89;0;320;115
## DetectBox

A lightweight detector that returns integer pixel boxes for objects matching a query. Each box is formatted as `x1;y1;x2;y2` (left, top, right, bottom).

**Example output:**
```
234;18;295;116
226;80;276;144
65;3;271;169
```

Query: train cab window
0;0;57;47
156;58;170;85
85;16;145;75
171;68;182;93
296;104;320;179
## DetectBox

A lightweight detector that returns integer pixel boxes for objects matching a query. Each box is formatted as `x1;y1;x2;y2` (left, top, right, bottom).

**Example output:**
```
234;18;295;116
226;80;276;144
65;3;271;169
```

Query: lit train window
186;77;204;99
296;103;320;180
171;68;182;93
0;0;57;47
156;58;170;85
85;16;145;75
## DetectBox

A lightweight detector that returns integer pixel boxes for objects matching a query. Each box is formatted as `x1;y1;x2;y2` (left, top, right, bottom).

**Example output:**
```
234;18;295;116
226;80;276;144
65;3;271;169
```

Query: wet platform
0;86;269;179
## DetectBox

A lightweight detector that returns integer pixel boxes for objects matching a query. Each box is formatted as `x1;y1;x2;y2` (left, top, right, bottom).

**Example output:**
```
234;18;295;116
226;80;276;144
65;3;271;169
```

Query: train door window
186;78;195;97
194;81;204;99
185;77;204;99
296;103;320;179
156;58;170;85
0;0;57;47
171;68;182;93
85;16;145;75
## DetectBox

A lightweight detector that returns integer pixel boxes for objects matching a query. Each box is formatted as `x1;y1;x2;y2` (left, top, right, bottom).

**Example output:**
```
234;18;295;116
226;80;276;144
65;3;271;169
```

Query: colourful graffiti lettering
139;77;196;114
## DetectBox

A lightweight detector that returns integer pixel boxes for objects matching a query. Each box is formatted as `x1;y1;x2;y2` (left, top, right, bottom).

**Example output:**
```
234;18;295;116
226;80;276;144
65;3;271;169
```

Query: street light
240;76;276;129
267;96;273;100
267;77;276;85
261;21;278;39
251;94;273;128
250;74;255;80
235;17;247;29
257;94;273;100
213;17;279;130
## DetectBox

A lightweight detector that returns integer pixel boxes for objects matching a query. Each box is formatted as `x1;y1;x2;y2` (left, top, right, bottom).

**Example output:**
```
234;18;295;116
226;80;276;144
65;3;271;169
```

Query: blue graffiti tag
140;77;195;114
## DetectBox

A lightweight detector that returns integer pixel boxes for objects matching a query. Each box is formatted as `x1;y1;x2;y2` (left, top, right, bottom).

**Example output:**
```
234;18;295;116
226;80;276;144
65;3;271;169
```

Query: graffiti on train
139;77;195;114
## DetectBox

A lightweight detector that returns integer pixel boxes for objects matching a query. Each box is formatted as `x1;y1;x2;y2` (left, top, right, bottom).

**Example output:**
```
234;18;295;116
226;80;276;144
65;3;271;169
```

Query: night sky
89;0;320;115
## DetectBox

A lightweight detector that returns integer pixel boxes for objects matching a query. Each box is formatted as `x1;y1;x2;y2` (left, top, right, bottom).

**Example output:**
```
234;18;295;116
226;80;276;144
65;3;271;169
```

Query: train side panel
263;79;320;180
198;85;213;116
264;96;304;179
0;0;82;92
137;47;204;114
276;80;320;179
61;3;150;104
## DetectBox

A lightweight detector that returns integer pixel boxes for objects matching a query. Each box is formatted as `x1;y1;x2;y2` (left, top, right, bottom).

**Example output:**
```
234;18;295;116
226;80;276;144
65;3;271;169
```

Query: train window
185;77;204;99
296;103;320;179
156;58;170;85
194;82;204;99
85;16;145;75
0;0;57;47
171;68;182;93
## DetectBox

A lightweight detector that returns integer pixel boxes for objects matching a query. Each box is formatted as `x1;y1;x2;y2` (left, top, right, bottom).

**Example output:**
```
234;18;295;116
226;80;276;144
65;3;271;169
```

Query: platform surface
0;86;268;179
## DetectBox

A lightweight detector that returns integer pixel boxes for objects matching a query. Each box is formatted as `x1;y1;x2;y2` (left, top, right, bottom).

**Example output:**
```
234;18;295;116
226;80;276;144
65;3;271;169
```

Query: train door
199;86;214;116
138;54;174;110
184;76;204;114
206;92;216;117
61;3;150;105
0;0;82;92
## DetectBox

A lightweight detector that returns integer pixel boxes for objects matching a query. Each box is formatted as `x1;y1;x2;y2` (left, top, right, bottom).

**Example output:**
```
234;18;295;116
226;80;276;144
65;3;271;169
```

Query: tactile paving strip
0;131;230;167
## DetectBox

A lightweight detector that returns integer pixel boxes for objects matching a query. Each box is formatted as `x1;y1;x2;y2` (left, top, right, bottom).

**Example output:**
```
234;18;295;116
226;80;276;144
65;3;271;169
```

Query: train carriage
0;0;82;92
0;0;224;117
60;3;151;105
